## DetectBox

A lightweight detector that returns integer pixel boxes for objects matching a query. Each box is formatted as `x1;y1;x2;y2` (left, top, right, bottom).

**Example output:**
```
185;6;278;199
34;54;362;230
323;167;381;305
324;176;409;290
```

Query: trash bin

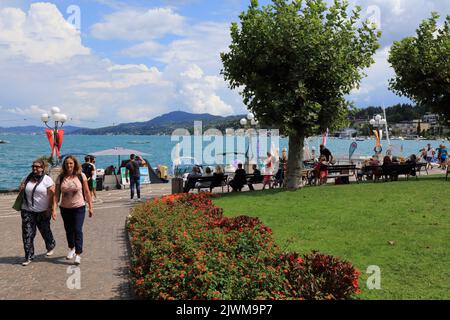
171;178;184;194
96;177;103;191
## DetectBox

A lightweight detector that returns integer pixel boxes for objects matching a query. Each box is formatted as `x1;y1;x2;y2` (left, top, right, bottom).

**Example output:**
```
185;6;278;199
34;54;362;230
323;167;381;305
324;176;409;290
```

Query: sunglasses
31;165;43;169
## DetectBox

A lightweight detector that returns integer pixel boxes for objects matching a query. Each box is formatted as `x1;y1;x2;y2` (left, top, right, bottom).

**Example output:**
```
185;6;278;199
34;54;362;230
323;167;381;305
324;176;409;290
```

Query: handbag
12;190;24;211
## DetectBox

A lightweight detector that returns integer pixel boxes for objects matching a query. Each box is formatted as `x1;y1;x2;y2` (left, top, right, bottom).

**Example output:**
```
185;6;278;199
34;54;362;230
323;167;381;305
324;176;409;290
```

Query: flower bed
127;193;360;300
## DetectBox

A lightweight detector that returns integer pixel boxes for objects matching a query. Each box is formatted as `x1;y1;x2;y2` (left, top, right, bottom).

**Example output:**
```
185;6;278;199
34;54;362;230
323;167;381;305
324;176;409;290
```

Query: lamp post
369;114;387;156
41;107;68;165
240;113;259;173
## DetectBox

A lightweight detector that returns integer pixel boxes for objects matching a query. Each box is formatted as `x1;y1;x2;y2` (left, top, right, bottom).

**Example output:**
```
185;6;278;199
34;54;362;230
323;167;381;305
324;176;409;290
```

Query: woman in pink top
53;155;93;265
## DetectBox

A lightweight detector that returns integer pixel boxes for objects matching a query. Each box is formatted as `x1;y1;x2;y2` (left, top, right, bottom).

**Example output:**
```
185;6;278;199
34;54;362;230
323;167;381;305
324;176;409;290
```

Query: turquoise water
0;134;445;190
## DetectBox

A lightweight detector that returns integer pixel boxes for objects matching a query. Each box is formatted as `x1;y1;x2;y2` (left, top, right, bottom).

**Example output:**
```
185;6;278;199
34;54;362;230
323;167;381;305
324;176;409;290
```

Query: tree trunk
285;132;305;189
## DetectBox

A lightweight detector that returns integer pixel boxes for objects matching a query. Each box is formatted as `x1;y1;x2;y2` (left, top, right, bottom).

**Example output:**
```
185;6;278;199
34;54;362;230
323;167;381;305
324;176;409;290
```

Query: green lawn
213;175;450;300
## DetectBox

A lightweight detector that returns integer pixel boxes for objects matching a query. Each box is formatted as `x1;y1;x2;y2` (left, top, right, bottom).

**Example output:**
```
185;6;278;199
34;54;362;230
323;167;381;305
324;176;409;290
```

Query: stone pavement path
0;184;171;300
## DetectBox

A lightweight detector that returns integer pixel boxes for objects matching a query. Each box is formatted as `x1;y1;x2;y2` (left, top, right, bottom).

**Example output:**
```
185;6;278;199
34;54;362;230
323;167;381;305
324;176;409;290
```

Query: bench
359;163;416;182
382;163;416;181
185;175;229;193
415;162;428;176
358;165;384;182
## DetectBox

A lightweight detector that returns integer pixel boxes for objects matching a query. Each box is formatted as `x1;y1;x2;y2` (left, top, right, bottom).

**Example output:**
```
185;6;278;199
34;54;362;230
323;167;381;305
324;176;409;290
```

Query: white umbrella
90;147;149;167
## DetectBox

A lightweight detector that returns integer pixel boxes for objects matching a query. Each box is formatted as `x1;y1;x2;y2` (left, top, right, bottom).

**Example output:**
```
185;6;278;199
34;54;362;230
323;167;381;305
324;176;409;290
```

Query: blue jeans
60;206;86;255
130;176;141;199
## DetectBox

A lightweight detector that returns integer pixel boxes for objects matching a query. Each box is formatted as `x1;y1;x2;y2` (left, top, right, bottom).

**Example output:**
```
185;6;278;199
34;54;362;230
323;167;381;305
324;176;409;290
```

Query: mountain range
0;125;83;135
0;112;245;135
72;111;244;135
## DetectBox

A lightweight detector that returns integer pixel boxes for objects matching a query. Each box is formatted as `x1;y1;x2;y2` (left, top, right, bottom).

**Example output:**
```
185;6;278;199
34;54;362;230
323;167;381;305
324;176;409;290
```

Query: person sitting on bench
183;166;202;193
195;167;213;190
229;163;247;192
248;164;262;191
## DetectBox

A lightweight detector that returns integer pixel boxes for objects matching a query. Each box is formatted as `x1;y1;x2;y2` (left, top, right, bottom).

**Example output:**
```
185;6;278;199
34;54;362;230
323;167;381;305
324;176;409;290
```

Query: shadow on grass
215;174;449;199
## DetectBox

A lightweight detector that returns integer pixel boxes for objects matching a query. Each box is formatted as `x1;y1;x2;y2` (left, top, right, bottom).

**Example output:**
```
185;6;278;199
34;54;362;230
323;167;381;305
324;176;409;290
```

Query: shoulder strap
78;174;86;201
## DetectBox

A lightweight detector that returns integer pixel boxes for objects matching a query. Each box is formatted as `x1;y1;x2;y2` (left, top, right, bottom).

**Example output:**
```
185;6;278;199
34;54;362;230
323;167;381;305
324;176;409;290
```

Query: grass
213;175;450;300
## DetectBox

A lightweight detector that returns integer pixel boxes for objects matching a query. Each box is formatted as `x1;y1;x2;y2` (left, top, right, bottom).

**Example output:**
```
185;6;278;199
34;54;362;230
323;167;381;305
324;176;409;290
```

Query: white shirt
21;175;54;212
426;148;434;158
92;163;97;180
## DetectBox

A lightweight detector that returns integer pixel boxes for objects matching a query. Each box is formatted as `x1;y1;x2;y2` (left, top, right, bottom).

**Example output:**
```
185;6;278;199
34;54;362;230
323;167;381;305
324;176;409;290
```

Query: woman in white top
18;159;56;266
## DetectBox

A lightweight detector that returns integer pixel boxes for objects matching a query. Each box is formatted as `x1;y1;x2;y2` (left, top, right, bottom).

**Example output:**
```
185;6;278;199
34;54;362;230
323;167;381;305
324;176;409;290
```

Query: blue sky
0;0;449;128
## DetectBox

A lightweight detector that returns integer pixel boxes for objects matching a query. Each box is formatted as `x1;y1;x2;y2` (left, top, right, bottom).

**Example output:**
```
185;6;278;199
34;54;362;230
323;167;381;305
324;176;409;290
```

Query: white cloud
7;105;47;116
0;3;90;64
91;8;185;41
77;65;167;90
120;41;165;57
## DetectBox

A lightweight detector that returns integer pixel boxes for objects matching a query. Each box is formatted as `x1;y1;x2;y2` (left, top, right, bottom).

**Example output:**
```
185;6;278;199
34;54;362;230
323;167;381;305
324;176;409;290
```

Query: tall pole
383;106;391;146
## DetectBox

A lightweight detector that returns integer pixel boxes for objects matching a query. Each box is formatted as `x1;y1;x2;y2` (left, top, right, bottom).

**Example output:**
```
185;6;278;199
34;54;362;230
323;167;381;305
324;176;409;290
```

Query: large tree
221;0;380;189
389;13;450;121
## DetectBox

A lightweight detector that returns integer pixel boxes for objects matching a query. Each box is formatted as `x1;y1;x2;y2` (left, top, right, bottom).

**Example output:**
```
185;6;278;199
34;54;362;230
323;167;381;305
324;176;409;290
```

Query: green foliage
127;193;361;300
389;13;450;121
214;176;450;299
221;0;381;136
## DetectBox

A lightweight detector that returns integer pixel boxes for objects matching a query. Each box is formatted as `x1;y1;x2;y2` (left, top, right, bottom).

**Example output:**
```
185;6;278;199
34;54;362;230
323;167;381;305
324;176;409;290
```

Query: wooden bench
185;175;229;193
382;163;416;181
323;164;357;184
415;162;428;176
358;165;384;182
360;163;416;182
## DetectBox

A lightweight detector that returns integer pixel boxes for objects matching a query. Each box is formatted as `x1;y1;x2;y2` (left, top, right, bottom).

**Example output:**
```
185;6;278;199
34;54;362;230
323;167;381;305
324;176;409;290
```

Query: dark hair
130;154;135;160
84;156;90;162
238;163;243;168
32;159;47;172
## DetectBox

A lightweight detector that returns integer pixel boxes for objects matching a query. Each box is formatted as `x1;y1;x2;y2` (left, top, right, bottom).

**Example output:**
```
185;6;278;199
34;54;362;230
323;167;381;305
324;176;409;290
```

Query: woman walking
54;155;93;265
19;159;56;266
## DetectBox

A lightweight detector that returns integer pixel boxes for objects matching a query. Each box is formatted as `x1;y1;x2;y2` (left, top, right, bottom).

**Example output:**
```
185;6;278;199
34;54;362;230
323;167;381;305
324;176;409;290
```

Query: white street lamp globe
247;113;255;121
59;114;68;123
251;119;258;126
41;113;49;122
369;119;376;126
375;114;382;122
380;119;387;126
50;107;61;115
240;118;248;126
53;113;63;122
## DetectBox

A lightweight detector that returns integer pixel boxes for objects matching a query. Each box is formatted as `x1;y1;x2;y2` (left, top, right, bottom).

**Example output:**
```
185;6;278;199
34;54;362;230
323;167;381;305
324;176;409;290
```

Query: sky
0;0;449;128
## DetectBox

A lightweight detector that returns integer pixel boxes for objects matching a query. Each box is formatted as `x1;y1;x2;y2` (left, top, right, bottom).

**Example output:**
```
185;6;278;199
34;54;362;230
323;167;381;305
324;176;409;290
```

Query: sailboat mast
383;106;391;146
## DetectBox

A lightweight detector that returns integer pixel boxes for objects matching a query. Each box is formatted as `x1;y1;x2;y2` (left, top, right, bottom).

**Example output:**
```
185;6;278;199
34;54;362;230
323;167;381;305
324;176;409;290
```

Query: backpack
81;163;93;180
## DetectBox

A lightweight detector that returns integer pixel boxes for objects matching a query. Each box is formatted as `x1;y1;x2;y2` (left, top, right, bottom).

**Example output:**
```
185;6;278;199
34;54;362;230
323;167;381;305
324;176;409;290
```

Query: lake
0;134;446;190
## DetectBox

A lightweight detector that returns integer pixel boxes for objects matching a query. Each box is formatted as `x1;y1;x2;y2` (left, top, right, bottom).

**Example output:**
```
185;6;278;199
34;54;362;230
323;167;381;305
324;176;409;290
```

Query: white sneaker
22;260;32;266
74;255;81;265
66;249;76;260
46;249;54;257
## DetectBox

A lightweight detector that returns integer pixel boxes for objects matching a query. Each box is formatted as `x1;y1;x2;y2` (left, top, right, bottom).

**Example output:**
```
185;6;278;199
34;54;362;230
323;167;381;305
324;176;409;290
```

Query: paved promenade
0;168;444;300
0;184;171;300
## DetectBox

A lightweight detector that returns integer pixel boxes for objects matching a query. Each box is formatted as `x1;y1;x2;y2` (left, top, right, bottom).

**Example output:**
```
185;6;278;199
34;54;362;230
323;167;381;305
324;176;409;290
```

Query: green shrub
127;193;360;300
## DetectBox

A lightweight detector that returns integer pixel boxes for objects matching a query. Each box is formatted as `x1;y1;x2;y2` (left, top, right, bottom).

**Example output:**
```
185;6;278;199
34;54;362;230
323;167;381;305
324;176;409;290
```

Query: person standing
18;160;56;266
125;154;141;200
89;156;98;200
320;144;334;163
425;144;435;170
82;156;95;199
440;145;448;169
262;152;274;190
54;155;93;265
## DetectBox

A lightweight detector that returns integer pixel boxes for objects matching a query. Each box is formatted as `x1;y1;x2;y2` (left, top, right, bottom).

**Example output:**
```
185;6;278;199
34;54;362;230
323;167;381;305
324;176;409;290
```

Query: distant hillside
72;111;245;135
0;125;84;135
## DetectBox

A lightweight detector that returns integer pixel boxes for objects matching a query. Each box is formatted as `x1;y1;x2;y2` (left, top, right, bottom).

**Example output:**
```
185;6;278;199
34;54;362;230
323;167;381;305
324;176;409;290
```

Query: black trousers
21;210;56;261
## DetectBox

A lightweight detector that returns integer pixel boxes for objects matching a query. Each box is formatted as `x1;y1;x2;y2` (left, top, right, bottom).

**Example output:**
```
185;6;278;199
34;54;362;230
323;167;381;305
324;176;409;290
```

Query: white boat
0;140;9;144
